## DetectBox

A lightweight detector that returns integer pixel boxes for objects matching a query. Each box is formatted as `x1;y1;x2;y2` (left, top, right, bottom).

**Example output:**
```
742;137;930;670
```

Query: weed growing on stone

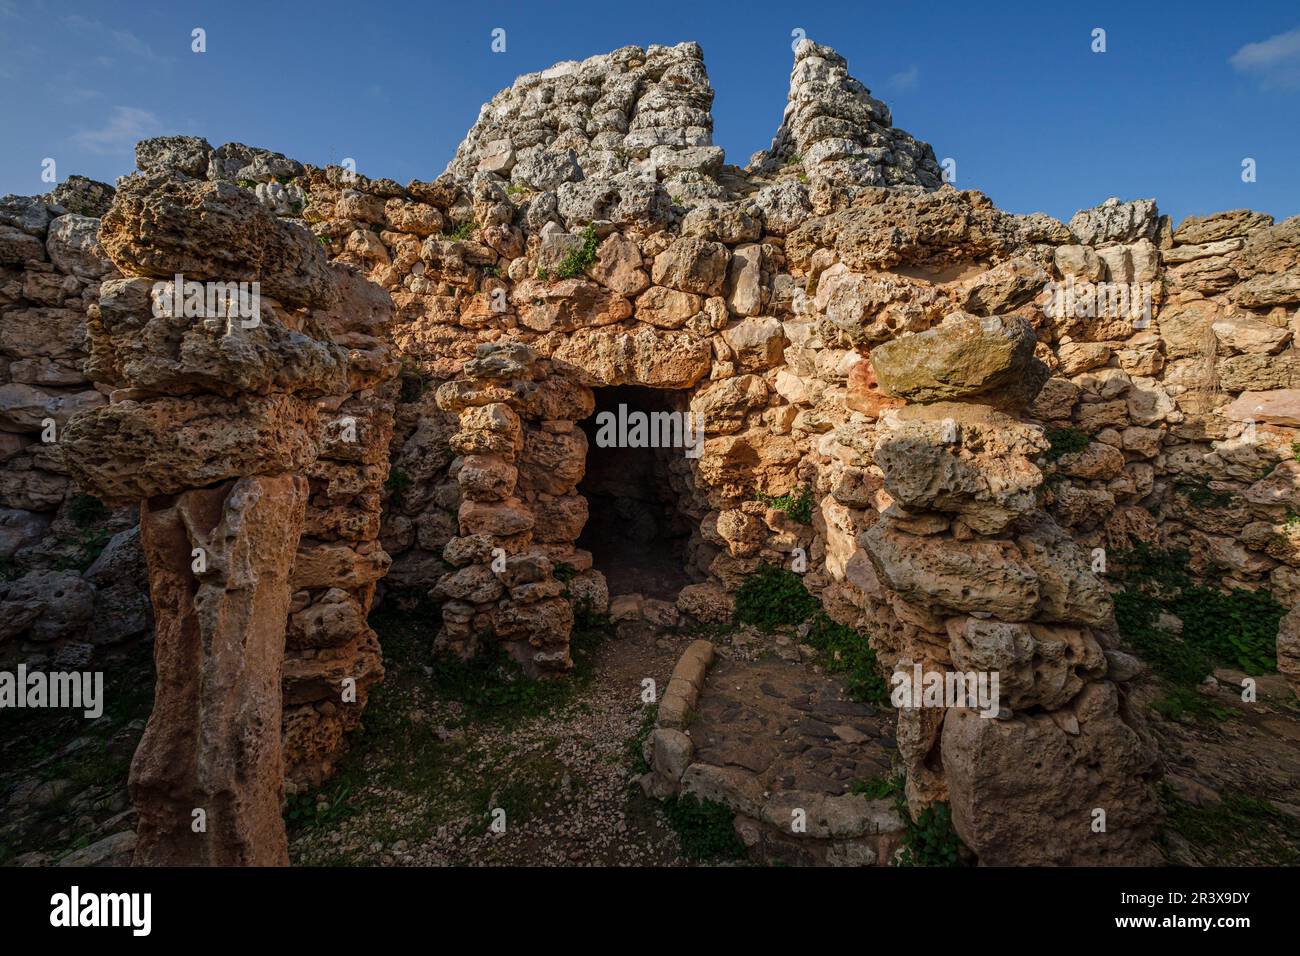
1174;477;1236;510
850;774;898;800
894;801;964;867
803;612;889;706
553;224;599;279
1042;425;1091;463
755;485;814;524
384;467;413;504
734;564;819;630
857;772;967;867
1110;543;1283;680
67;493;107;528
661;793;747;862
444;220;474;241
50;526;115;573
49;494;115;572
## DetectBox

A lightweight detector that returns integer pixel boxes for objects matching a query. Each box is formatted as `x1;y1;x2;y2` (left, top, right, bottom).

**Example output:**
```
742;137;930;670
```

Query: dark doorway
577;385;696;600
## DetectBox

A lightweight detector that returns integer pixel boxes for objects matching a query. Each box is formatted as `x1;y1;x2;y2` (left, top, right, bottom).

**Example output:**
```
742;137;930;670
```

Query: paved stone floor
691;654;897;796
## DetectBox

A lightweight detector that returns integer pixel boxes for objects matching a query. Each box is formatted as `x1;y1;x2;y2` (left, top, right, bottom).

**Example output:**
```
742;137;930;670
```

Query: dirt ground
4;603;1299;867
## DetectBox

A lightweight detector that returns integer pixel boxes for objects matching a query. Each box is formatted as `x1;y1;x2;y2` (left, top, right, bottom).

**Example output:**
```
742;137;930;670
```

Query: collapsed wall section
750;39;944;190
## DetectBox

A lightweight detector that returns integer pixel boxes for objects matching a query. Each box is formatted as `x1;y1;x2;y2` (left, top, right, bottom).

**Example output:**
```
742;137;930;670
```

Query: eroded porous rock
132;475;306;865
12;32;1298;869
750;39;943;191
100;173;337;309
942;683;1161;865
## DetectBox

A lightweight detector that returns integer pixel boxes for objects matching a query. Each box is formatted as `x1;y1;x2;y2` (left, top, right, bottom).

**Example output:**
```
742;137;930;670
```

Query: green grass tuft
733;564;819;631
804;612;889;705
755;486;814;525
1043;425;1091;463
553;224;600;280
662;793;747;862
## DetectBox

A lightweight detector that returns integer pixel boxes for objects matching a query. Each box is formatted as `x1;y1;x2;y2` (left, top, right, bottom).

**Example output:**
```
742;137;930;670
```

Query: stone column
133;476;305;865
434;341;593;676
64;167;349;865
861;312;1161;864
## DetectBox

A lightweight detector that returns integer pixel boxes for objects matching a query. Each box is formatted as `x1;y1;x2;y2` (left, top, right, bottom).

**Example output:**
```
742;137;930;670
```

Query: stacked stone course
3;36;1299;866
0;179;150;671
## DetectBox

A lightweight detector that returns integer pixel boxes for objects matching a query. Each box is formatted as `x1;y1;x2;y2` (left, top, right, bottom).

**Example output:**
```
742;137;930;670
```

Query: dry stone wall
3;36;1298;866
0;180;151;674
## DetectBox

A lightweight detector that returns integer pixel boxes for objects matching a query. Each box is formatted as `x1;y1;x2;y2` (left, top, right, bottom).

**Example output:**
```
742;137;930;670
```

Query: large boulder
538;325;711;388
941;681;1161;865
0;383;105;432
862;522;1041;621
63;393;320;503
46;214;114;277
1067;197;1159;246
869;312;1047;408
48;175;116;219
947;617;1107;711
83;526;152;645
87;277;349;397
134;136;214;178
0;570;94;643
651;237;730;296
872;403;1047;534
99;174;337;309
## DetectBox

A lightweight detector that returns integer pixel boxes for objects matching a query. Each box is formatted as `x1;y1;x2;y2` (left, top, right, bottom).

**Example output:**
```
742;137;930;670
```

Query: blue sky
1;0;1297;227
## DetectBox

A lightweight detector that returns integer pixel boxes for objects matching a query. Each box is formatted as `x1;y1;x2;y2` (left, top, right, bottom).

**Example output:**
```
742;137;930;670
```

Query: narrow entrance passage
577;385;696;600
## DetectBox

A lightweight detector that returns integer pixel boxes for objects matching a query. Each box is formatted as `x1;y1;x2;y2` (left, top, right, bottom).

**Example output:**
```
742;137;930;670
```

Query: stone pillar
860;312;1161;864
133;475;305;865
434;341;593;676
64;166;355;864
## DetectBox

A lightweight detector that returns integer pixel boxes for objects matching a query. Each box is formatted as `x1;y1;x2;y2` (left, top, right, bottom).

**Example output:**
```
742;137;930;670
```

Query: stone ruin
2;38;1298;865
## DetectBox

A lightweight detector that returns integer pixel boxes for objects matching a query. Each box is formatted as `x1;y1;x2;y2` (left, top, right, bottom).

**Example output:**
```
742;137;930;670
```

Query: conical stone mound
750;38;943;190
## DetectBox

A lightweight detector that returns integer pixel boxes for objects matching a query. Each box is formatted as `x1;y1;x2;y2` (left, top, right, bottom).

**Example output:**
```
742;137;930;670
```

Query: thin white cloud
887;65;919;93
1230;26;1300;90
72;106;162;155
61;87;104;105
61;14;168;64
